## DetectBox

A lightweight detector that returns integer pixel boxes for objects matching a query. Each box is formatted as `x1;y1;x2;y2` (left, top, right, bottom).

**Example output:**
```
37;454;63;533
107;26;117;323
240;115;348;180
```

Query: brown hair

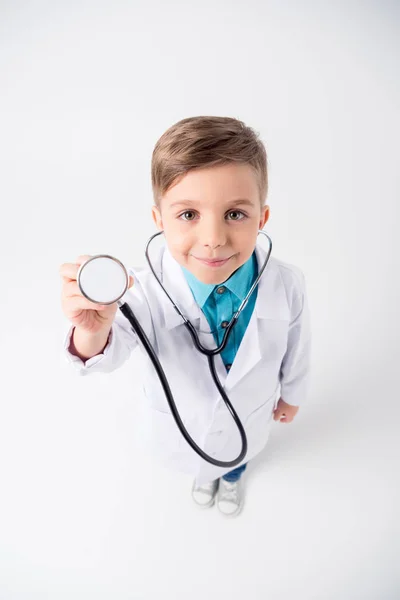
151;116;268;207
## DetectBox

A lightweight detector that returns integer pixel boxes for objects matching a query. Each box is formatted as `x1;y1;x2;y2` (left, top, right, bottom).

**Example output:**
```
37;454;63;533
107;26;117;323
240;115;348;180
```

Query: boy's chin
190;265;236;285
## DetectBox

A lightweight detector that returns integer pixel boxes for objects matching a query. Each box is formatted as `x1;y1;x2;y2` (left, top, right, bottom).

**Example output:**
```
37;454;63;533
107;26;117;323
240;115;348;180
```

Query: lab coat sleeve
62;271;154;376
279;269;312;407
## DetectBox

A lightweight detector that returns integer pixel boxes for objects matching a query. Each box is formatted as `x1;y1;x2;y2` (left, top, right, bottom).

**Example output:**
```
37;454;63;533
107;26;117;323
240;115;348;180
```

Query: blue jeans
222;463;247;482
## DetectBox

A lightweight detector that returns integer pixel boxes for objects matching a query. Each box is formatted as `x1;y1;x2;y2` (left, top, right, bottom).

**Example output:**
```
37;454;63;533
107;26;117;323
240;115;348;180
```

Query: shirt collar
181;252;258;308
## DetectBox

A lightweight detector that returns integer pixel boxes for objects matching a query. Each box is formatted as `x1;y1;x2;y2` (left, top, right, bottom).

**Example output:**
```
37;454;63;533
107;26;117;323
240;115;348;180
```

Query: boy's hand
273;397;299;423
60;255;134;335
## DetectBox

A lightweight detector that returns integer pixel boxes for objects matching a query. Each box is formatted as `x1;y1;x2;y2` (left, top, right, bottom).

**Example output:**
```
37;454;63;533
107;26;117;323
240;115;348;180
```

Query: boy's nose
200;220;227;249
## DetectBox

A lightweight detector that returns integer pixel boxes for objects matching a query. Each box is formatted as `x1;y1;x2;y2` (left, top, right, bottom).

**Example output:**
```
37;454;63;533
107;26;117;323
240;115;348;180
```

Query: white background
0;1;399;598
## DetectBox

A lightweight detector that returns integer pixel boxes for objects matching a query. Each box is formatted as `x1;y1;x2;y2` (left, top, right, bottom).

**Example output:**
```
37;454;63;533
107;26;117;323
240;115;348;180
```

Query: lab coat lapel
160;247;204;330
224;307;261;390
223;244;282;390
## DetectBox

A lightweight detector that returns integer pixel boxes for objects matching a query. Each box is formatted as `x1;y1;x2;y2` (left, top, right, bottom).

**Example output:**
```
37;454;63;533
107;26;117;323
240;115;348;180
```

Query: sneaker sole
217;500;243;517
192;495;216;509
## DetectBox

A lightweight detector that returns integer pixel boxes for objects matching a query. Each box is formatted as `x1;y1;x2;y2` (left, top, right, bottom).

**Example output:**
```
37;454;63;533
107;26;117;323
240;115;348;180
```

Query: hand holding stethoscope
60;254;134;336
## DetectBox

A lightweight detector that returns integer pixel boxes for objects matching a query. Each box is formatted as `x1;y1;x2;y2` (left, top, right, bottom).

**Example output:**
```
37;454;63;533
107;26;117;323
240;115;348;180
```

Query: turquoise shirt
181;252;258;372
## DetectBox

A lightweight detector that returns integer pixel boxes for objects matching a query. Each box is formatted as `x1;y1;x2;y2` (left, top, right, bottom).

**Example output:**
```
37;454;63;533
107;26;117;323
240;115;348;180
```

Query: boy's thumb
128;275;134;288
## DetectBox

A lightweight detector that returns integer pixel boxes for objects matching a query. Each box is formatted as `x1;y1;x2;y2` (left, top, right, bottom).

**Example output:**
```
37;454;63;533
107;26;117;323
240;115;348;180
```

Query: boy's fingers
76;255;92;265
67;296;108;312
59;256;92;282
62;280;78;297
59;263;79;282
273;411;286;421
128;275;134;288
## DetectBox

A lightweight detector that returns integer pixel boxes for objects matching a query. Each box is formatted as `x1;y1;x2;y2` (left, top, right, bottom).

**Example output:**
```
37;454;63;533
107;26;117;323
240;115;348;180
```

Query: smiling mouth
194;256;233;267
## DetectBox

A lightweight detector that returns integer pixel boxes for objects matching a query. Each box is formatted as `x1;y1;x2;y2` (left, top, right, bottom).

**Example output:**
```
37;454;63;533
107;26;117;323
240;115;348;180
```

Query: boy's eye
180;210;196;221
227;211;245;221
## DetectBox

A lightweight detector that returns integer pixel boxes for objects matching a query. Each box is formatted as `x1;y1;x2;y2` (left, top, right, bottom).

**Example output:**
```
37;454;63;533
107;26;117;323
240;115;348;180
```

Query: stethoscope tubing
117;230;272;468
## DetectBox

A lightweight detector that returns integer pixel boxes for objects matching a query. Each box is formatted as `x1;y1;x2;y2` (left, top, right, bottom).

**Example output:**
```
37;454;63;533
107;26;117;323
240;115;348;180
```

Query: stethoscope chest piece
77;255;129;305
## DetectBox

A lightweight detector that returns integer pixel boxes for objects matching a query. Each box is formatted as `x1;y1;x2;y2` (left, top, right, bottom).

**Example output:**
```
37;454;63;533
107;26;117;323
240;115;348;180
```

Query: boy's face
151;163;269;285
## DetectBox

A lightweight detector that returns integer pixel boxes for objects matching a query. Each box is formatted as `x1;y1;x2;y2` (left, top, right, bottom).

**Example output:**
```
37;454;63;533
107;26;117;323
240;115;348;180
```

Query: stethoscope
77;229;272;468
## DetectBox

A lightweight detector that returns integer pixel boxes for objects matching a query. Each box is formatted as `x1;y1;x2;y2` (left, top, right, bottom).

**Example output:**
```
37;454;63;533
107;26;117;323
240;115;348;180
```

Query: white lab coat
63;242;311;485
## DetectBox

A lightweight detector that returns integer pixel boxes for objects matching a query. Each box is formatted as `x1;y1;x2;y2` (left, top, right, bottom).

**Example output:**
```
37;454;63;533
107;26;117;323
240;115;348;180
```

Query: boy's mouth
194;256;232;268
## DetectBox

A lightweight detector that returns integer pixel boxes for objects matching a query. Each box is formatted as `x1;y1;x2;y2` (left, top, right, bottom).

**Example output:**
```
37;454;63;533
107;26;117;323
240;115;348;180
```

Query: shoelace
220;480;239;502
194;482;217;495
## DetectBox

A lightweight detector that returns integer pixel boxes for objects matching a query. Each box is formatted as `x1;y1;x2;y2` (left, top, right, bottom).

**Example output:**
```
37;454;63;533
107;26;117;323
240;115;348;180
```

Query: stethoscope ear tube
118;301;248;467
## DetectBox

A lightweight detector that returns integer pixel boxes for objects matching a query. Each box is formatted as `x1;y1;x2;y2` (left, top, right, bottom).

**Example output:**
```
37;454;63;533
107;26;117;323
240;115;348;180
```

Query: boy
60;116;312;518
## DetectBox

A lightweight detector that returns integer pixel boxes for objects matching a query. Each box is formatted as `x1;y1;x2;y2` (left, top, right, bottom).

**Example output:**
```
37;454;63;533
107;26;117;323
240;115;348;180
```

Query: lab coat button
216;286;226;294
221;320;229;328
226;363;232;371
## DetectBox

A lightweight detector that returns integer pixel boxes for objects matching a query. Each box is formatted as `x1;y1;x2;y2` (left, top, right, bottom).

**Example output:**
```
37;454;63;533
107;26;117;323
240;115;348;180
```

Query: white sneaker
191;478;219;508
217;477;244;517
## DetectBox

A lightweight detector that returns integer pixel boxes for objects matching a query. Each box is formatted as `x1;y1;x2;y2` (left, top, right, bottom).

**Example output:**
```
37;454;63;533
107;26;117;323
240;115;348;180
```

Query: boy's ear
151;205;163;230
259;205;270;229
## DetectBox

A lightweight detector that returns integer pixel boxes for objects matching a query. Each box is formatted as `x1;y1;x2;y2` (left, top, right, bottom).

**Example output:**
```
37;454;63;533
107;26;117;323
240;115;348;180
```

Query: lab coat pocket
147;407;198;471
150;402;198;450
243;388;278;454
